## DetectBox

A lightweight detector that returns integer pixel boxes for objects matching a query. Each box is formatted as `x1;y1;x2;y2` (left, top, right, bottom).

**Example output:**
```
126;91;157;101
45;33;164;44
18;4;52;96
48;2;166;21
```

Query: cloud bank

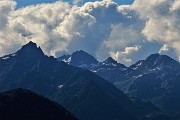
0;0;180;65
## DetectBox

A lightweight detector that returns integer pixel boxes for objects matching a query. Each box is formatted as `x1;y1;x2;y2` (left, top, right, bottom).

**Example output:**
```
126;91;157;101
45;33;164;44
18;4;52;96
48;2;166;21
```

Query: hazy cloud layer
0;0;180;65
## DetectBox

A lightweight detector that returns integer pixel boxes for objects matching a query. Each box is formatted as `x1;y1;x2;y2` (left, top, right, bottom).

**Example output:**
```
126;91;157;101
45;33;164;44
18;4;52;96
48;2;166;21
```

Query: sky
16;0;134;8
0;0;179;66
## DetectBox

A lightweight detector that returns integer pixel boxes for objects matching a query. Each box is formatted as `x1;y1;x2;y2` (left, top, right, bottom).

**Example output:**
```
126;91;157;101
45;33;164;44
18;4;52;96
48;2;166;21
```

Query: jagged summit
146;53;160;61
58;50;98;66
18;41;44;56
21;41;38;50
0;41;44;61
146;53;176;63
103;57;118;64
71;50;98;65
71;50;90;56
101;57;126;68
131;53;179;69
145;53;175;64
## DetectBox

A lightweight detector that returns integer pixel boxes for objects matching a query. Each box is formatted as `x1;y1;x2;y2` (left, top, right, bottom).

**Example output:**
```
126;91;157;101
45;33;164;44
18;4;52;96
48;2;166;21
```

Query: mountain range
58;50;180;114
0;41;165;120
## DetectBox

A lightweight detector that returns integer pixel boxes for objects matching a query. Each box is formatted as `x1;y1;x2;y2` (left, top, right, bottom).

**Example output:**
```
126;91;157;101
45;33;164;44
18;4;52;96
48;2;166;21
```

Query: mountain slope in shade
0;88;78;120
58;51;180;113
0;42;160;120
50;69;161;120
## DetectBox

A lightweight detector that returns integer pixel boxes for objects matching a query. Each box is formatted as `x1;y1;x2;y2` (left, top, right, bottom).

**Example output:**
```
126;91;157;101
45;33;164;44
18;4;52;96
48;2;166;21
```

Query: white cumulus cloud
0;0;180;65
110;45;141;65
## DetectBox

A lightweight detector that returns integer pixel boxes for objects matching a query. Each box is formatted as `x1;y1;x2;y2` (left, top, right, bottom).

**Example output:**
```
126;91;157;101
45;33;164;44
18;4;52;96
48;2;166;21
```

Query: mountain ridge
58;50;180;113
0;41;161;120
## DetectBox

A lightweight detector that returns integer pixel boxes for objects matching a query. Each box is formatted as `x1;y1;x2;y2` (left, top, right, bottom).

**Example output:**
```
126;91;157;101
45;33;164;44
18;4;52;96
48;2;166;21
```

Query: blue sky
16;0;134;8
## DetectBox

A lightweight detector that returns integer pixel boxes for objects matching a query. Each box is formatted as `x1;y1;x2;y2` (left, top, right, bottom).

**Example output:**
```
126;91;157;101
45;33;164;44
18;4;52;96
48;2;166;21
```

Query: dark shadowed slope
0;88;78;120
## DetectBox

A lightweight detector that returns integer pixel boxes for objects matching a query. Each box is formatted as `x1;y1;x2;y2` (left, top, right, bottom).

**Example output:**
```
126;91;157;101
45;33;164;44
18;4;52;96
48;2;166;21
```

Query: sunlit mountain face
16;0;134;8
